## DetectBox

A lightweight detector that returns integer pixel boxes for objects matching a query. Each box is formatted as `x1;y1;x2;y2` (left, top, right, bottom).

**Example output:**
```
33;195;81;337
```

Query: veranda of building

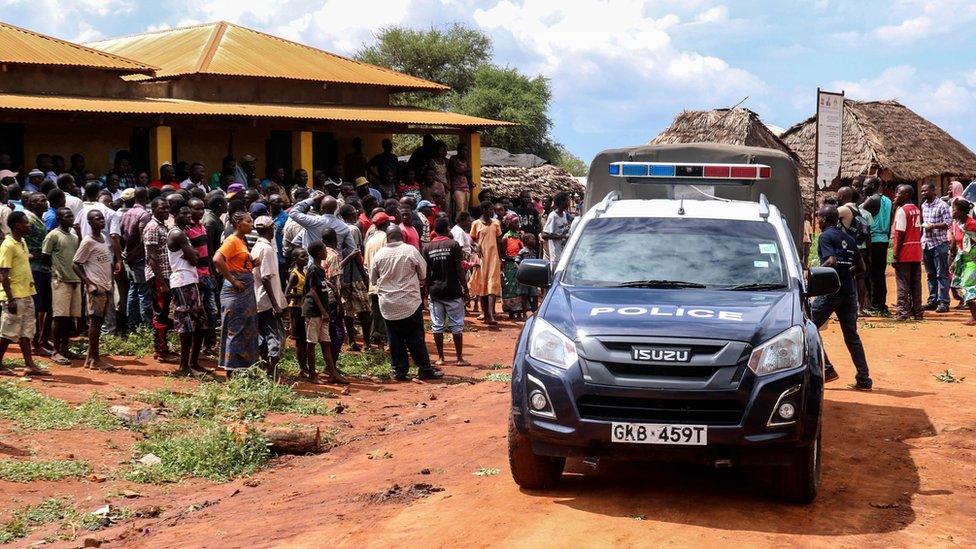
0;21;512;199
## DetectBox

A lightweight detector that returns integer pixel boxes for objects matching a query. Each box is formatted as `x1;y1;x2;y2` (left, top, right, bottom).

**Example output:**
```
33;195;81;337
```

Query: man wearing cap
251;215;286;373
364;211;392;348
24;169;43;194
121;187;152;330
416;200;435;245
355;176;382;202
288;194;357;259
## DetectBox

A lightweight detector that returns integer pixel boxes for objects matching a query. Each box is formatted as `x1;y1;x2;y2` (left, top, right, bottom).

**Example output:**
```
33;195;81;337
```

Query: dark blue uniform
811;226;872;388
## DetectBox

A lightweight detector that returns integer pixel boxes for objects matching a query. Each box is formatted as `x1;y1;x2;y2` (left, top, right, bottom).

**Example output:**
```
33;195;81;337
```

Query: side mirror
806;266;840;297
517;259;552;288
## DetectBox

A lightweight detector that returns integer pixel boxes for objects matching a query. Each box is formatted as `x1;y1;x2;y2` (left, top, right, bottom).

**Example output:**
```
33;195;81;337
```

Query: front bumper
512;356;822;466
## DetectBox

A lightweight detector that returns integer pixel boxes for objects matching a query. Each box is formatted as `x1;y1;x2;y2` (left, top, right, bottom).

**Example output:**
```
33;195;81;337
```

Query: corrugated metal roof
0;21;155;75
87;21;448;91
0;93;513;128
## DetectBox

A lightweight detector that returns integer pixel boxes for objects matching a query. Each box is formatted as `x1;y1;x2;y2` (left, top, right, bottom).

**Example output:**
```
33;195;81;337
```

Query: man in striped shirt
920;183;951;313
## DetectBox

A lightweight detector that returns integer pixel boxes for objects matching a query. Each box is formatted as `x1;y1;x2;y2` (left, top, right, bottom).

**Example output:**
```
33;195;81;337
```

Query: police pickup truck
508;143;840;503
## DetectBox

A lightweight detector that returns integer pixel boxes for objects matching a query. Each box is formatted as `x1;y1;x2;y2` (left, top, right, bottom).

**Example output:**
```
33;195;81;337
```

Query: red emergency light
609;162;772;181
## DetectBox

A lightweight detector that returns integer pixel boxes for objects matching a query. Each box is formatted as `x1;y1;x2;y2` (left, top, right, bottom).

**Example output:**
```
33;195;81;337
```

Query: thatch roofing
780;99;976;182
650;107;814;211
480;165;584;199
651;108;802;163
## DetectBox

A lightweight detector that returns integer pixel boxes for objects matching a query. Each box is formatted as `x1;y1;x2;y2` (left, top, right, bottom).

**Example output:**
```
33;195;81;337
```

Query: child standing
71;210;114;370
303;241;347;384
284;248;310;378
500;214;524;320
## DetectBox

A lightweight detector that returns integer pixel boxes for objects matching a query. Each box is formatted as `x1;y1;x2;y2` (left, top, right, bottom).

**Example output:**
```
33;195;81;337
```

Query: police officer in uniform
811;204;873;391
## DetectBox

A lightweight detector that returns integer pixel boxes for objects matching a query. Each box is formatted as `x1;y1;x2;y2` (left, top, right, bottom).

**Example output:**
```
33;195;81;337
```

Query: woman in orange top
468;201;503;325
212;211;259;373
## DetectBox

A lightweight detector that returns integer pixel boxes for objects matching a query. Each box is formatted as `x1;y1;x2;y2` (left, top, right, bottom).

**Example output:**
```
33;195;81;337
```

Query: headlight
527;317;578;369
748;326;804;376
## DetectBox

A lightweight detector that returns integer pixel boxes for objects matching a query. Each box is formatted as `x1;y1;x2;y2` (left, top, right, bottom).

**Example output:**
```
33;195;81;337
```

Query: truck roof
585;143;803;245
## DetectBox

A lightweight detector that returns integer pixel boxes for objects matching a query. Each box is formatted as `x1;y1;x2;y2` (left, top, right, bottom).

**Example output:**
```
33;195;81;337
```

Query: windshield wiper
613;279;707;289
725;282;788;291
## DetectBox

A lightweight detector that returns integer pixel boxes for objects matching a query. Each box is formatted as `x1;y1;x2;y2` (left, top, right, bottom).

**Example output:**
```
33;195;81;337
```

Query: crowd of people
0;138;580;382
806;175;976;391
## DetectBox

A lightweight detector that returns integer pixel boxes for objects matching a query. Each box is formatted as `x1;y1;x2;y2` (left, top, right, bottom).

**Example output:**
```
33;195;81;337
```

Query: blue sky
5;0;976;163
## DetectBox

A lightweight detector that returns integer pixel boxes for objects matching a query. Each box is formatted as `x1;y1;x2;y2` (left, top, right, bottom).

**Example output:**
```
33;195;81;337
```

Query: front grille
600;341;725;356
601;361;722;380
577;394;744;425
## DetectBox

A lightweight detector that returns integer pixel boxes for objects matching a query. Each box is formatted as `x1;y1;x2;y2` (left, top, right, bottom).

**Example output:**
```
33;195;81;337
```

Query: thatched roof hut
480;165;584;199
780;99;976;194
651;108;814;211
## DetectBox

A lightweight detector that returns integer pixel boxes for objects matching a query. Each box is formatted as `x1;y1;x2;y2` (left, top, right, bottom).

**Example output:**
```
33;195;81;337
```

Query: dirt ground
3;275;975;548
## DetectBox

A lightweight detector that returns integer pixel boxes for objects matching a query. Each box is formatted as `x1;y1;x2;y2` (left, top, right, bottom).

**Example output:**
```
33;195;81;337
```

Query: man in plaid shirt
920;183;951;313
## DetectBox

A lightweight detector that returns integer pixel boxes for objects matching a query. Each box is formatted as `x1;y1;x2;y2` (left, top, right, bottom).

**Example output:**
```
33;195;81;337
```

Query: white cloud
874;15;932;42
472;0;763;143
695;5;728;23
833;64;976;123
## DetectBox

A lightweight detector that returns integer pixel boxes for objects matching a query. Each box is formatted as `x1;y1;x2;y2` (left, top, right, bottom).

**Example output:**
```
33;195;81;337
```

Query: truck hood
543;285;796;346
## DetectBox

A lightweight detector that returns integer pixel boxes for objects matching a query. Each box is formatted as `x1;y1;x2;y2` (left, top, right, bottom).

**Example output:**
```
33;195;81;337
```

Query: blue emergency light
609;162;771;180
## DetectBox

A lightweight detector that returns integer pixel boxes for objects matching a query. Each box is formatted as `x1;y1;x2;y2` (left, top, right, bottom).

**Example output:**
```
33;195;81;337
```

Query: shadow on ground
534;400;933;536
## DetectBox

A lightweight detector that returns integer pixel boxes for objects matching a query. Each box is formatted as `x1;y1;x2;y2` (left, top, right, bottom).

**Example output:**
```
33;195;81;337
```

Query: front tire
768;434;821;503
508;417;565;489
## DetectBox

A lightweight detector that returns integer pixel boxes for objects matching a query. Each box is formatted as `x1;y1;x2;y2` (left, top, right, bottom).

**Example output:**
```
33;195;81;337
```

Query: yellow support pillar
148;125;172;177
462;132;481;207
292;131;313;187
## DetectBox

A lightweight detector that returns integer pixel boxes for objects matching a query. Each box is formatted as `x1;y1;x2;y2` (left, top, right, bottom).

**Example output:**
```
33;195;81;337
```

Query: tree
356;24;491;111
355;23;576;163
551;146;588;176
456;65;557;159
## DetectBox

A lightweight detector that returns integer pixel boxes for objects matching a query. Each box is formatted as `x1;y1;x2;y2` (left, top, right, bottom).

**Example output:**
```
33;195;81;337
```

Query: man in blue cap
416;200;434;245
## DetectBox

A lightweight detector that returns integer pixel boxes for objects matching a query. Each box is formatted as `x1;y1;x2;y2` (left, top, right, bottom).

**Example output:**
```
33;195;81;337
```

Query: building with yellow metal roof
0;20;511;198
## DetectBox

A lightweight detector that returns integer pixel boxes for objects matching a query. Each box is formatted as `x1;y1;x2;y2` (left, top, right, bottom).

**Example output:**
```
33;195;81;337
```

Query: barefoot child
303;241;347;384
284;248;310;378
71;210;114;370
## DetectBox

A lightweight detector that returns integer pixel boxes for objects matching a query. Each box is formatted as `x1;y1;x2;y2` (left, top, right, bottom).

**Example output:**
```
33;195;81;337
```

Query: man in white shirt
57;174;84;217
450;211;474;256
75;181;123;334
252;216;286;373
180;162;210;194
370;225;442;382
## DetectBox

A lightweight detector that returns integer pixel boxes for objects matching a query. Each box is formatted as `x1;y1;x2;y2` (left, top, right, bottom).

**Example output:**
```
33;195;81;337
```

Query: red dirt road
3;281;976;547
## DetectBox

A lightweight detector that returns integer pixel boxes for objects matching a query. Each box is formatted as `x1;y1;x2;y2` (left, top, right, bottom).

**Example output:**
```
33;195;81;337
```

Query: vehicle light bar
609;162;771;180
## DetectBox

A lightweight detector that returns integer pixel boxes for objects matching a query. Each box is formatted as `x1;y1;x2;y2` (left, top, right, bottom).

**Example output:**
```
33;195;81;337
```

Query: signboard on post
815;89;844;190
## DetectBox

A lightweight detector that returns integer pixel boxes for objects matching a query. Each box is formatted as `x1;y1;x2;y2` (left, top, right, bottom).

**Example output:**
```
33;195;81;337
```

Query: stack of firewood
480;165;584;199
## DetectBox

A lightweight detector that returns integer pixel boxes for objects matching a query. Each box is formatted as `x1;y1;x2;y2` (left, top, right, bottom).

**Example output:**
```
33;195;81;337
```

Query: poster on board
815;89;844;190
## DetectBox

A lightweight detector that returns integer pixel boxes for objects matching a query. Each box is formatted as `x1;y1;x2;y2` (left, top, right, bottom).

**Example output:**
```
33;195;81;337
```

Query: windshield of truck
562;217;787;288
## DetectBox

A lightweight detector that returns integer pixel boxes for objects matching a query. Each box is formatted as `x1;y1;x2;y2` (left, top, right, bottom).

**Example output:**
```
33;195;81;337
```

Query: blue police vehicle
508;144;840;503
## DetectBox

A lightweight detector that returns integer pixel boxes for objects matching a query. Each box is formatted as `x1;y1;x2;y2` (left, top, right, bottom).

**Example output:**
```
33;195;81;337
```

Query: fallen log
231;424;323;455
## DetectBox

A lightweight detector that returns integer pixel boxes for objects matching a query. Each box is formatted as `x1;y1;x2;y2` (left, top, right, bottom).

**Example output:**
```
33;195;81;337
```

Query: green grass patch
69;325;181;358
0;459;90;483
338;350;393;380
485;372;511;382
124;423;270;484
0;498;74;544
0;382;120;431
137;367;333;422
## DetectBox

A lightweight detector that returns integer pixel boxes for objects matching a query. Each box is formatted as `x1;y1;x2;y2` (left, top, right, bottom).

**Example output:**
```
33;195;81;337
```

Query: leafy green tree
456;65;557;159
356;23;579;163
551;146;589;176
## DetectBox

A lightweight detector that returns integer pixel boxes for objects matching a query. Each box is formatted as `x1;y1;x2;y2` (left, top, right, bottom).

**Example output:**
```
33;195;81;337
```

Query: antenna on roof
758;193;770;219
